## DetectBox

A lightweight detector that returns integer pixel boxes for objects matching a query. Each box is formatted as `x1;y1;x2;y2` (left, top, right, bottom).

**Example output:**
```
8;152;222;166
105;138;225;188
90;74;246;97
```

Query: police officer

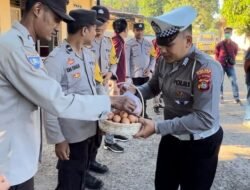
44;9;104;190
125;23;156;118
86;5;127;189
0;0;136;189
134;6;224;190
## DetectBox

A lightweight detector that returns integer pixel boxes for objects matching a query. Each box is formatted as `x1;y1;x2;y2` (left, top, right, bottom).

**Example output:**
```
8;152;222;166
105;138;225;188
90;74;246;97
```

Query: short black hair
24;0;37;13
67;22;91;35
113;18;127;34
224;27;233;32
24;0;50;14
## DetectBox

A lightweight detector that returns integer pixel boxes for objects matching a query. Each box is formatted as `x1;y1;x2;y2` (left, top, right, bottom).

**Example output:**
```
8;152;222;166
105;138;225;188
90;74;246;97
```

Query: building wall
0;0;11;33
0;0;94;38
60;0;94;41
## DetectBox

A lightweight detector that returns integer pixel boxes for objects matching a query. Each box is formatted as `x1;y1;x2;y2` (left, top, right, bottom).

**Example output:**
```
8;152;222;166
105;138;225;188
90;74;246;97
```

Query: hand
120;83;136;95
55;141;70;160
0;175;10;190
102;72;113;85
110;95;136;113
134;118;156;138
143;69;151;77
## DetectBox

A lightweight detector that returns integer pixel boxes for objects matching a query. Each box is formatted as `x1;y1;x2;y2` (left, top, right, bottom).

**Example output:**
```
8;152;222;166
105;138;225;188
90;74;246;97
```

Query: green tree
101;0;219;34
221;0;250;37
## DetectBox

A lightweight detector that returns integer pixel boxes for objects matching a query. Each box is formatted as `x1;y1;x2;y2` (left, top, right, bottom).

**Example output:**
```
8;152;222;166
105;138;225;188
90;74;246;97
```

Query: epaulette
65;44;73;54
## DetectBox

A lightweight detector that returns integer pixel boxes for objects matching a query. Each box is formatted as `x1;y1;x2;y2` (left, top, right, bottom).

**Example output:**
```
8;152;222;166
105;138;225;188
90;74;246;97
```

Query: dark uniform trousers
9;178;34;190
132;77;150;116
56;136;95;190
155;127;223;190
89;126;103;163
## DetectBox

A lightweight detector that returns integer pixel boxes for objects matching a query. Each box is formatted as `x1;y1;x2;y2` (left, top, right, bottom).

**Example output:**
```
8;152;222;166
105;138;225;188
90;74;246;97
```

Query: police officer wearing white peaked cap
134;6;224;190
0;0;136;189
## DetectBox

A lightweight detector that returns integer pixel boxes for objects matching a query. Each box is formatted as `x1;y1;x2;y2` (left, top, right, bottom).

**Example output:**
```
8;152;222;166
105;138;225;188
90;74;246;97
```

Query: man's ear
32;2;43;18
81;27;88;37
186;35;193;48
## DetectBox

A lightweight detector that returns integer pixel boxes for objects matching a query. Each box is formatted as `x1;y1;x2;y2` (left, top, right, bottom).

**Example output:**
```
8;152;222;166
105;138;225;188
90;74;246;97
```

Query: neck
119;32;126;40
95;34;104;40
67;35;83;54
20;15;36;41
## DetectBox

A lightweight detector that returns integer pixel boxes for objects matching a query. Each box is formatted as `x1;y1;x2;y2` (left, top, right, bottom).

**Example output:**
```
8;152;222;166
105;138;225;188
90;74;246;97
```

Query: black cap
134;23;144;30
69;9;103;26
91;6;110;23
33;0;74;23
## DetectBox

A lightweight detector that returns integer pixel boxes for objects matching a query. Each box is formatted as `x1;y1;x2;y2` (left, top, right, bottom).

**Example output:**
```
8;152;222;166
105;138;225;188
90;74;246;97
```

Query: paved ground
35;64;250;190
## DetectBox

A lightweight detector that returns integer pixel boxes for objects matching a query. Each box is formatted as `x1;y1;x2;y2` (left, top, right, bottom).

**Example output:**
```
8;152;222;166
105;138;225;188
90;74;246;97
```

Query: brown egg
128;115;139;123
107;112;114;120
121;117;130;124
113;115;121;123
120;111;128;118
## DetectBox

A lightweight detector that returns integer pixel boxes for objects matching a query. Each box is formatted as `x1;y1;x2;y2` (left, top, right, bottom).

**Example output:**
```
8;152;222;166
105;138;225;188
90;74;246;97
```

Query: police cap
91;5;110;23
148;6;197;45
69;9;103;26
28;0;74;23
134;23;145;30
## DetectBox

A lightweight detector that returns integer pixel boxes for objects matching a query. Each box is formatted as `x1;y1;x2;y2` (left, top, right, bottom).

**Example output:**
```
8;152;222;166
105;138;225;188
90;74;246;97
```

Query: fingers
57;150;69;160
134;126;145;138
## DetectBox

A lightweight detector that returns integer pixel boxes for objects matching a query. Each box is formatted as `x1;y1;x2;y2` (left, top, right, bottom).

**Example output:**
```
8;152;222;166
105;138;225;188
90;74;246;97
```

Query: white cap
147;6;197;38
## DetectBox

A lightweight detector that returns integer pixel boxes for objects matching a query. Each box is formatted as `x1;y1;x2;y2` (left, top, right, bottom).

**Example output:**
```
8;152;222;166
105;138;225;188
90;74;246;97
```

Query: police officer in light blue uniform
44;9;105;190
125;23;156;118
134;6;224;190
0;1;136;189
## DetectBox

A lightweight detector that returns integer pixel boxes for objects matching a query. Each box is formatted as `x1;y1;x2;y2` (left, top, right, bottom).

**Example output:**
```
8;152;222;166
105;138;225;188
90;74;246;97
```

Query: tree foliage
102;0;219;33
221;0;250;37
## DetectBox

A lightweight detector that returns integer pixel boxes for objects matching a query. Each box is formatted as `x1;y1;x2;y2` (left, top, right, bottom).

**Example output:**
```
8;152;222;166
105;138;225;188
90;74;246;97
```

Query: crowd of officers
0;1;225;190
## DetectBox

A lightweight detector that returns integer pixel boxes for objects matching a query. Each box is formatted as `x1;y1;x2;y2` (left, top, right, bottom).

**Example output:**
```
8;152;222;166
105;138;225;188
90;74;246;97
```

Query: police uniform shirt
138;46;223;136
125;38;156;78
91;36;117;76
44;41;98;144
0;22;111;186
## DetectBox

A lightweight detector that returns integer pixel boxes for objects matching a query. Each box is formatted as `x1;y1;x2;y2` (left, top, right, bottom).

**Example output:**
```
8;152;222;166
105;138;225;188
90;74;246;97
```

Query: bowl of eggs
99;82;144;138
99;110;141;137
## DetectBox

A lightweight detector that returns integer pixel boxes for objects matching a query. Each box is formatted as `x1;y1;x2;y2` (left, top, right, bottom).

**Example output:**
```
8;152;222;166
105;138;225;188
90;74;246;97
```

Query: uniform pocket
132;46;140;57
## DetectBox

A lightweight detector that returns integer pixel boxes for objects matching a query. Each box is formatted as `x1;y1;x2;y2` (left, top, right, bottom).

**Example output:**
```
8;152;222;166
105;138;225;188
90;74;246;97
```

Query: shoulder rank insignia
65;44;73;54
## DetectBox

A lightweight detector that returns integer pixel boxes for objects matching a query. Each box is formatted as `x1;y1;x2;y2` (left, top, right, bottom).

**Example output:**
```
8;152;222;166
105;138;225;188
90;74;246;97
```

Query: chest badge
72;72;81;79
67;58;75;65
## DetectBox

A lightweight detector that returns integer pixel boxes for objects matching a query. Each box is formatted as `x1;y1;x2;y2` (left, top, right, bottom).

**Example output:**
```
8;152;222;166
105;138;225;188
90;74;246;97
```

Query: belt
172;125;220;141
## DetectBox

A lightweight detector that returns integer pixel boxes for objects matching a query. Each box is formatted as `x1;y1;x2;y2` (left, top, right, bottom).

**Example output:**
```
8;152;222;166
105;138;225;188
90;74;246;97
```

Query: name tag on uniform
27;55;41;69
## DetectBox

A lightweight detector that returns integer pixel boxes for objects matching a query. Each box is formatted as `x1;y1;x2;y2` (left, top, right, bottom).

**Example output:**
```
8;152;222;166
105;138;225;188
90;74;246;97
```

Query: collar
63;40;84;60
12;21;35;48
135;38;144;43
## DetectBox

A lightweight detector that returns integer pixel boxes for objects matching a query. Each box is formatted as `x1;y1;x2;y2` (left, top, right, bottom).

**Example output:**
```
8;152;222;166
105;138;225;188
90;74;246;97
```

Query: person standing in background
243;47;250;127
125;23;156;119
112;18;128;84
215;27;241;104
